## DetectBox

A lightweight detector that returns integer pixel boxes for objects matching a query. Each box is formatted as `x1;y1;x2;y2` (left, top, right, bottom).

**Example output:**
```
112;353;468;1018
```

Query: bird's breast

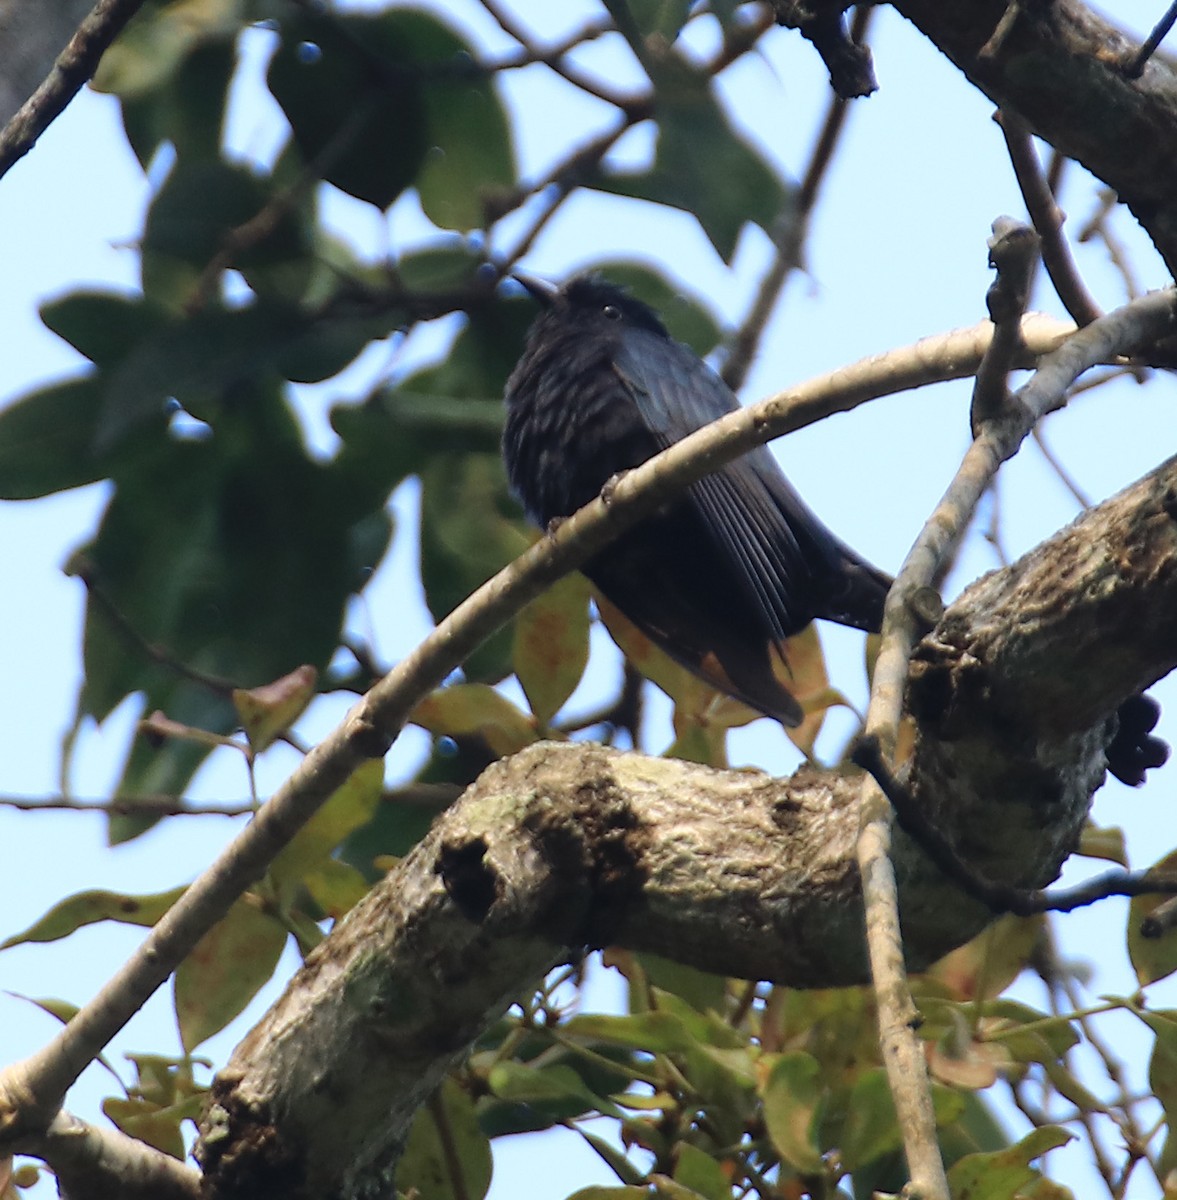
504;341;661;525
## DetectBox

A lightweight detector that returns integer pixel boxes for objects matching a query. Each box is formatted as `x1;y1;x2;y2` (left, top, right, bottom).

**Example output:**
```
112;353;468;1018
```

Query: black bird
502;273;891;727
502;273;1168;785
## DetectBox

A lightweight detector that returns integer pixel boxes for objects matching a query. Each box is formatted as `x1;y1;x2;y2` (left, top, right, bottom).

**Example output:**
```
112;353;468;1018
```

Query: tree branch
854;286;1174;1199
196;443;1177;1196
0;0;145;181
0;310;1111;1166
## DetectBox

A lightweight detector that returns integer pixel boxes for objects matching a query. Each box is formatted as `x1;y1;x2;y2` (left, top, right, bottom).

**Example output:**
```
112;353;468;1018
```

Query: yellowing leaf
233;664;317;753
758;1051;824;1174
923;914;1044;1001
0;886;185;950
409;683;538;757
174;896;287;1051
1077;821;1127;865
269;758;384;896
1129;849;1177;986
514;572;591;723
300;856;374;921
771;624;847;757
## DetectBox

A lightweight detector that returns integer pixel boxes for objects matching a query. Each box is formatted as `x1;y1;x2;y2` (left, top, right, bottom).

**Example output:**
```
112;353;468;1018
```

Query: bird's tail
814;549;892;635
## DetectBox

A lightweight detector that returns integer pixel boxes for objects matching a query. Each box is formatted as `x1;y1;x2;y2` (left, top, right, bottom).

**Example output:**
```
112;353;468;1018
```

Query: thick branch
890;0;1177;275
197;454;1177;1198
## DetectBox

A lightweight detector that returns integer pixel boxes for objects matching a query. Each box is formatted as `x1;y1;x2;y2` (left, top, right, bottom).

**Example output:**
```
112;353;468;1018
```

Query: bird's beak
512;272;558;306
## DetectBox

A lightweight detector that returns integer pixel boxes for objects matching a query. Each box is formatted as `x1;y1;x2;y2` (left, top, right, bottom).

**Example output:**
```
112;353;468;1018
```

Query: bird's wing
613;329;821;639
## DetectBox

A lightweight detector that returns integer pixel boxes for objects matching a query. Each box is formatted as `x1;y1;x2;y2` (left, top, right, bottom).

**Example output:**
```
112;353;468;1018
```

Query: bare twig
723;7;873;392
0;793;254;817
1078;190;1143;302
1139;894;1177;938
26;1108;201;1200
0;311;1093;1148
769;1;877;98
0;0;145;181
971;217;1041;434
478;1;632;109
856;733;1177;915
997;111;1104;327
1123;0;1177;77
853;287;1176;1200
1032;423;1092;509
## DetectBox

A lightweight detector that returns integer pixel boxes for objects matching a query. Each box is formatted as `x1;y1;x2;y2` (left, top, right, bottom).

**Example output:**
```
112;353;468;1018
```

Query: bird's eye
602;304;621;321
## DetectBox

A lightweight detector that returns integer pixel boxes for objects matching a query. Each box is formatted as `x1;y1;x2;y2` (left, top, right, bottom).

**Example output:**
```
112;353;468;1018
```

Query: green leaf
40;290;171;368
0;378;112;500
397;1078;492;1200
141;158;310;304
565;1189;649;1200
74;385;391;836
267;12;427;210
413;48;515;232
760;1051;824;1174
174;896;287;1051
576;1129;647;1187
1130;850;1177;985
673;1142;731;1200
92;0;242;100
487;1062;620;1119
1135;1008;1177;1159
103;1095;194;1159
0;886;185;950
269;759;385;896
589;67;792;262
419;452;531;682
839;1070;965;1171
635;954;727;1017
946;1126;1073;1199
514;572;592;723
410;684;538;757
118;34;237;165
269;9;513;222
398;243;485;291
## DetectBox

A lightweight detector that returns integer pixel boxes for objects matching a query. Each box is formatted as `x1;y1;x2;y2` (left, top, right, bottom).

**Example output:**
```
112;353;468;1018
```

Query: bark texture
196;455;1177;1200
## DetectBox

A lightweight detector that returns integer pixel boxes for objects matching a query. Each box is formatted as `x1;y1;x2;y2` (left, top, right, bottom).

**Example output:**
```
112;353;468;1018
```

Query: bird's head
513;272;670;340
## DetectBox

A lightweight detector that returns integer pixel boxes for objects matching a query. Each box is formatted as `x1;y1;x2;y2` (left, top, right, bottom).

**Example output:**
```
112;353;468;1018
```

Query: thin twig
723;7;873;392
1123;0;1177;77
997;111;1103;327
478;1;632;109
971;217;1041;434
0;0;146;181
855;735;1177;915
1078;191;1143;302
74;561;240;698
1032;423;1092;509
